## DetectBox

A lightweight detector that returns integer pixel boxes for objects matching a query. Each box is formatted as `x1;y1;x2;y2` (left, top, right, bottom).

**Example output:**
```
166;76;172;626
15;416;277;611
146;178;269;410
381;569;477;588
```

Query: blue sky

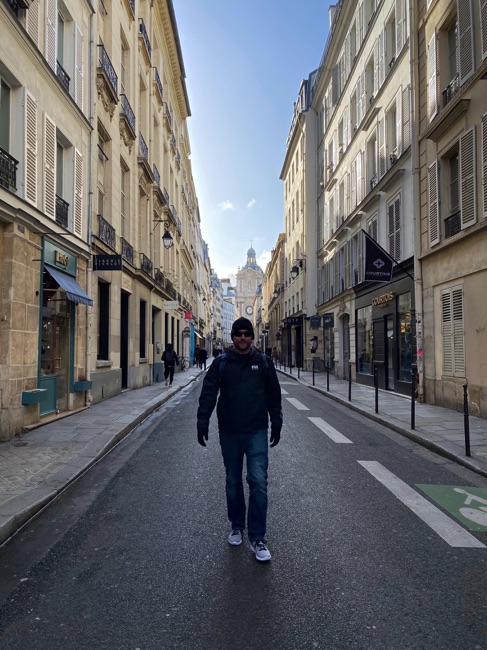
174;1;334;280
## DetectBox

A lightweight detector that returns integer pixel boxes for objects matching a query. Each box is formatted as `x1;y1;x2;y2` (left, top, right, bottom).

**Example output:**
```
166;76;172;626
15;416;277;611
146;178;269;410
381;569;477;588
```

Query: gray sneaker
228;529;242;545
249;540;271;561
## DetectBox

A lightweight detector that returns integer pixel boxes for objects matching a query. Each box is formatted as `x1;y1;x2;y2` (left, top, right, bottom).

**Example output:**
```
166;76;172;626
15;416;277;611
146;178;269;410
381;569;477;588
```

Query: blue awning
45;265;93;306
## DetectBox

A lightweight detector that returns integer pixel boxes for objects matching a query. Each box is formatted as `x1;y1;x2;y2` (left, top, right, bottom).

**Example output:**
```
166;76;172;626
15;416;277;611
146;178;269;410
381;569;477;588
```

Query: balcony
445;211;461;239
121;237;134;265
153;164;160;188
0;146;18;190
153;67;163;105
56;60;70;93
139;18;151;65
170;132;177;152
165;279;177;299
120;94;136;146
163;188;170;205
139;132;148;161
96;45;118;117
175;149;181;169
55;195;69;228
370;173;378;190
98;214;116;249
140;252;153;276
443;75;459;108
155;269;164;286
163;104;172;132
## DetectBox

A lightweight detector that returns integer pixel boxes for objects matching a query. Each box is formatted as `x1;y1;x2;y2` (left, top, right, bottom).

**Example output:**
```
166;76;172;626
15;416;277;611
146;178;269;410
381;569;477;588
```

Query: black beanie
231;317;255;339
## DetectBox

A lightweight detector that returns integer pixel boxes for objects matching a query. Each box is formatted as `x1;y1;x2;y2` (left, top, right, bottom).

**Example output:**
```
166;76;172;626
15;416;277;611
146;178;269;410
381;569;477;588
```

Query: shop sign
184;311;192;320
93;254;122;271
372;292;395;308
309;314;322;329
164;301;179;310
44;239;76;275
55;251;69;268
323;313;334;328
286;316;301;326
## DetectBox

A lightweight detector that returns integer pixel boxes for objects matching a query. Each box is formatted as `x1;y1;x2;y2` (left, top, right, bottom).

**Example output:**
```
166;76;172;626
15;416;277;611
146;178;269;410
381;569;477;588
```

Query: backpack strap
218;353;228;379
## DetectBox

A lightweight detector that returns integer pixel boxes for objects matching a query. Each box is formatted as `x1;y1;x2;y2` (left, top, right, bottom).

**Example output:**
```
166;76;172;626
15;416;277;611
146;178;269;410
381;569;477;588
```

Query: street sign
323;313;334;328
309;314;322;329
417;484;487;531
93;254;122;271
164;301;179;310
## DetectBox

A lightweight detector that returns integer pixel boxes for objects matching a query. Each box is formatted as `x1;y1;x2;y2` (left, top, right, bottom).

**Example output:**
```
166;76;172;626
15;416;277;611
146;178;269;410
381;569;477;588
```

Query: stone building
235;244;263;323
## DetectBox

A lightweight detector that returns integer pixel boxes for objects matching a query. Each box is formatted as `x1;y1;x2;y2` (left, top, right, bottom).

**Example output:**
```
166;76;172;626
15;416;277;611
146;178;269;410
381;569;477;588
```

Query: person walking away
161;343;179;386
199;346;208;370
196;317;282;561
194;345;201;368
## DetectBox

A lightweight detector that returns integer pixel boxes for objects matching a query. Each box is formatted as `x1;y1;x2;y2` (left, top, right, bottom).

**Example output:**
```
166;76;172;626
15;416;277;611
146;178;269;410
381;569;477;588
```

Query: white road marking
308;417;353;444
280;388;289;395
286;397;309;411
358;461;486;548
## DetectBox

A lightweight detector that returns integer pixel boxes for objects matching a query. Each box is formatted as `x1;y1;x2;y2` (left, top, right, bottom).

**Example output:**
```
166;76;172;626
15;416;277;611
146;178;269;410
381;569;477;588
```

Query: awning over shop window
45;265;93;306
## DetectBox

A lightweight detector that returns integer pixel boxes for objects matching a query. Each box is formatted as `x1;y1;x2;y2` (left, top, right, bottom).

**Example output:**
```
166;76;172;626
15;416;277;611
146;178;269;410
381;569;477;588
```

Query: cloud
247;199;256;209
217;200;235;211
258;250;272;270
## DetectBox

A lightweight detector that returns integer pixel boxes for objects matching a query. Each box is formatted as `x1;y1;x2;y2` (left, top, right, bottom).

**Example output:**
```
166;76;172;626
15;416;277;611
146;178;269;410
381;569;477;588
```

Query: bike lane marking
416;485;487;532
285;398;310;411
358;461;486;548
308;417;354;444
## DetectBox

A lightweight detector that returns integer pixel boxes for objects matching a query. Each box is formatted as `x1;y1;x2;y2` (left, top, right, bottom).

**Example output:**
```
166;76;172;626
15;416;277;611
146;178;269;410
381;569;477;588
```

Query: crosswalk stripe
285;397;309;411
308;417;353;443
280;388;289;395
358;461;486;548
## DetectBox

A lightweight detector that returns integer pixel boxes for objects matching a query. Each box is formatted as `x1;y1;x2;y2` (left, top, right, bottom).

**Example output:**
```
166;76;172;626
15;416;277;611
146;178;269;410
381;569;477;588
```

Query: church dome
247;246;256;256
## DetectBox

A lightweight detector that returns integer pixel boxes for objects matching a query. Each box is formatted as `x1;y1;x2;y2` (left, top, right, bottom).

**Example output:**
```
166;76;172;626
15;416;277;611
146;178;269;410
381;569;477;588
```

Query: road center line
358;461;486;548
285;397;309;411
308;417;353;443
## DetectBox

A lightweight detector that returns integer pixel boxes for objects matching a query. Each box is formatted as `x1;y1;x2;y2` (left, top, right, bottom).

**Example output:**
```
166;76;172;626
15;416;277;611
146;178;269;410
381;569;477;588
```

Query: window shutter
345;171;350;216
74;148;83;236
359;70;366;123
379;30;386;88
378;117;386;178
24;90;38;206
441;292;453;375
402;85;411;151
427;33;437;122
332;65;339;105
357;151;363;203
459;126;476;228
343;105;349;148
394;197;401;260
482;112;487;217
74;24;84;111
481;0;487;61
457;0;475;85
396;0;405;53
452;288;465;376
26;0;40;47
43;113;56;219
374;38;379;96
428;161;440;246
45;0;57;72
351;159;357;208
396;89;402;156
345;33;351;79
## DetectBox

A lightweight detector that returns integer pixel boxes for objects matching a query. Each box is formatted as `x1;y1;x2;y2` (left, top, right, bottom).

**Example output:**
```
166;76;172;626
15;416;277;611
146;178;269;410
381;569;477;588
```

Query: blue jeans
219;430;269;542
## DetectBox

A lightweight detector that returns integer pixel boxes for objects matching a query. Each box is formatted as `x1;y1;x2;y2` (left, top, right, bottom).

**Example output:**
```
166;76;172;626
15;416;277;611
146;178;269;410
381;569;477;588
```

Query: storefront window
357;305;373;375
398;292;416;381
324;324;335;371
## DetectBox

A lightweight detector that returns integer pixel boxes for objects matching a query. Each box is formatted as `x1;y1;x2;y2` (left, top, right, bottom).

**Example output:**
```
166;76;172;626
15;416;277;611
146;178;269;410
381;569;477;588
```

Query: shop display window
398;292;416;381
357;305;373;375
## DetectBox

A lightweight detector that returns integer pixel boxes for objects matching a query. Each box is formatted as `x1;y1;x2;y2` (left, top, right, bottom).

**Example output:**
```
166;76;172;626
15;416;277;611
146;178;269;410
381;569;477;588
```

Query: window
366;55;375;104
0;80;11;152
350;89;357;135
121;38;128;95
386;101;398;167
386;9;396;68
121;158;129;238
441;286;465;377
357;306;373;375
388;194;401;261
398;293;416;381
139;300;147;359
98;281;109;360
367;214;378;241
367;134;377;190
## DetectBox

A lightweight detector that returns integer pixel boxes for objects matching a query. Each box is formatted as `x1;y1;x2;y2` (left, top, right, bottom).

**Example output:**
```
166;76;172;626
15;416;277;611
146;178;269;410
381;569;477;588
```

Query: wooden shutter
442;287;465;377
378;30;386;88
24;90;38;206
459;126;476;228
378;117;386;179
43;113;56;219
457;0;475;85
26;0;40;47
396;90;402;157
441;292;453;375
359;70;366;123
350;159;357;208
428;161;440;246
402;85;411;151
427;33;437;122
374;38;379;96
74;148;83;236
482;113;487;217
396;0;405;54
45;0;57;71
357;152;363;204
74;24;83;111
481;0;487;61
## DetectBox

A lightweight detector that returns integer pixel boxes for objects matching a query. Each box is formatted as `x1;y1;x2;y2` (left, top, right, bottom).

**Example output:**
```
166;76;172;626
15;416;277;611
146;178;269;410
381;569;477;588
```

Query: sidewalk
1;363;487;546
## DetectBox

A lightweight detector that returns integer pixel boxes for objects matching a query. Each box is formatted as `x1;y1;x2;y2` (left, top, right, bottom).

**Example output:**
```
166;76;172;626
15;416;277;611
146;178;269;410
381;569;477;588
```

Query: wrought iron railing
155;269;164;286
175;150;181;167
140;252;153;276
153;164;160;187
170;132;177;150
55;195;69;228
163;188;170;205
139;132;148;161
120;94;136;133
445;211;461;239
443;74;459;108
5;0;20;16
154;67;163;100
164;104;172;129
56;60;70;92
98;44;118;96
0;146;18;190
99;214;116;249
121;237;134;265
139;19;151;58
165;279;177;299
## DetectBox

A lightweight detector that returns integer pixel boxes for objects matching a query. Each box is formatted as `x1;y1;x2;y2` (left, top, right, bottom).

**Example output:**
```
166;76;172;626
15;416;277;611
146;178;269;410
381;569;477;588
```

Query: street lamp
291;259;306;280
153;217;174;249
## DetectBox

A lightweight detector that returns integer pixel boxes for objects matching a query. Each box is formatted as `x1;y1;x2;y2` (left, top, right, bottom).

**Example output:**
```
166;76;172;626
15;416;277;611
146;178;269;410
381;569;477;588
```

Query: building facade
235;245;263;322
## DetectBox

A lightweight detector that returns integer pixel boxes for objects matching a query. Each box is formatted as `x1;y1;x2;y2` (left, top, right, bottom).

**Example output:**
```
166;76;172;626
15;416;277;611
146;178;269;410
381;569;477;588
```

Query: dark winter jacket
197;346;282;435
162;349;179;367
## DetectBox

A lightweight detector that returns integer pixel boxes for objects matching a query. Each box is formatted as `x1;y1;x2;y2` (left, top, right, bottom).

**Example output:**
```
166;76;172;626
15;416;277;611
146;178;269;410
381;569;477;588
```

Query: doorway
386;314;395;390
120;291;129;389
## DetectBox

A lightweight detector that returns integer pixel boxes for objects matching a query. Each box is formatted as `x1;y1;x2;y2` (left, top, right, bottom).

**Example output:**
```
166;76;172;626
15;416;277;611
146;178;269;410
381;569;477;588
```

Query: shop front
39;239;92;416
355;273;416;396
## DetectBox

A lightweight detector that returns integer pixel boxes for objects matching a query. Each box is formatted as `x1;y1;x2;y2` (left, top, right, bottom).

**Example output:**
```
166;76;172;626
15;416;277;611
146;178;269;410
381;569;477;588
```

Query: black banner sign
363;230;394;283
309;314;322;329
286;316;302;326
323;313;334;328
93;255;123;271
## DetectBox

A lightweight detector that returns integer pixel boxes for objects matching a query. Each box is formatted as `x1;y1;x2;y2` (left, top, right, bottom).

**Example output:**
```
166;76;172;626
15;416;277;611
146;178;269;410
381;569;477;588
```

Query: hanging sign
164;301;179;310
309;314;322;329
93;255;122;271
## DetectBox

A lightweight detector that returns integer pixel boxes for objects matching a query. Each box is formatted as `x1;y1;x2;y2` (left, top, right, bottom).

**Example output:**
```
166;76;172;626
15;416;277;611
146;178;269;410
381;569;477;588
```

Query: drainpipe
85;0;96;406
409;0;424;401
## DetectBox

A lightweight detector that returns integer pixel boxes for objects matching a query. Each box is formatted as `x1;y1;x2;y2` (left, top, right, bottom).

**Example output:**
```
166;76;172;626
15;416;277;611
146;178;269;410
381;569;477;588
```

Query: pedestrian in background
199;346;208;370
161;343;179;387
194;345;201;368
197;317;282;561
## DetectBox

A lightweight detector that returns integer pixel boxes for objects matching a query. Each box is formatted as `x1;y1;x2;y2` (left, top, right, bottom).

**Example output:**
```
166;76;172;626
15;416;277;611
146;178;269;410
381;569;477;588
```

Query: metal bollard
326;363;330;392
312;358;315;386
348;362;352;401
374;364;379;413
463;383;471;456
298;365;300;379
411;364;417;430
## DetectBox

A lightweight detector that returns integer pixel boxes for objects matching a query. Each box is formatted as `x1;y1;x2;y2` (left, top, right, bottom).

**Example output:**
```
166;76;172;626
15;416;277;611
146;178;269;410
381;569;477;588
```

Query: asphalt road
0;376;486;649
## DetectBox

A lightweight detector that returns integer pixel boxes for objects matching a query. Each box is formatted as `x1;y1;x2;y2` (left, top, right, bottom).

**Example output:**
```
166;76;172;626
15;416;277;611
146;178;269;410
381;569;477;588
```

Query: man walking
196;317;282;561
161;343;178;387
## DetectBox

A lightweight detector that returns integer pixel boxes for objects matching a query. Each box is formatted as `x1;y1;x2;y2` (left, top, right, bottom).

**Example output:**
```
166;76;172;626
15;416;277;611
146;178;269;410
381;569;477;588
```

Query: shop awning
45;265;93;306
194;331;204;339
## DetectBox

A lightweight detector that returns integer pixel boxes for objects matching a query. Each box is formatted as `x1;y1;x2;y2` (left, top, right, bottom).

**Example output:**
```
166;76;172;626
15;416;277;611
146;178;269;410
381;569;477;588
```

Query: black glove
270;427;281;448
197;428;209;447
